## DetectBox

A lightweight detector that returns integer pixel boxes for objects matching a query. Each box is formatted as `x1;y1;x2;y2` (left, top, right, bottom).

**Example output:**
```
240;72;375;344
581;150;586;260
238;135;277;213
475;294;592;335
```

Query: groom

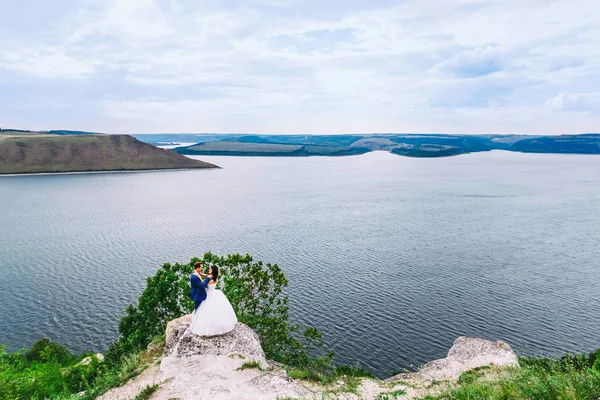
190;261;211;311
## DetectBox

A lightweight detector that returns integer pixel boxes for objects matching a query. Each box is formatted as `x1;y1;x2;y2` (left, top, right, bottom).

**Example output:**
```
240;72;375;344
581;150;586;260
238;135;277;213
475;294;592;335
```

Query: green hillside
175;137;371;157
0;133;218;174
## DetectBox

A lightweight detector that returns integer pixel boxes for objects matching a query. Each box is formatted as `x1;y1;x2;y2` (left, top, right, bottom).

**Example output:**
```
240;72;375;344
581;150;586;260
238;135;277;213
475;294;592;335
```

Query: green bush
26;338;72;365
0;342;76;400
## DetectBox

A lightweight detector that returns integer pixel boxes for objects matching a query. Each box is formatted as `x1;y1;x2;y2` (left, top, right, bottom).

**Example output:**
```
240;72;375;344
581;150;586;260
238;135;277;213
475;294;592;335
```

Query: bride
190;265;238;336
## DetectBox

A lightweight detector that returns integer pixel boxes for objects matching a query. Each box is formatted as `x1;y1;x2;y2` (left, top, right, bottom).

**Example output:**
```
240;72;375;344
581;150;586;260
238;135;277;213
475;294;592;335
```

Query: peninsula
0;130;218;175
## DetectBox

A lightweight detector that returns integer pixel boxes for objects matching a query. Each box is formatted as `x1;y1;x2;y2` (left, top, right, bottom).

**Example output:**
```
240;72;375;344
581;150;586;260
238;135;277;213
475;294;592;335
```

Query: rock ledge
164;316;266;364
387;336;519;382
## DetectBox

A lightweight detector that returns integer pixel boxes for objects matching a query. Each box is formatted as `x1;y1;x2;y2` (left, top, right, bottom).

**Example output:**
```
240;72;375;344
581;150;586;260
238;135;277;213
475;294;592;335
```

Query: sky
0;0;599;134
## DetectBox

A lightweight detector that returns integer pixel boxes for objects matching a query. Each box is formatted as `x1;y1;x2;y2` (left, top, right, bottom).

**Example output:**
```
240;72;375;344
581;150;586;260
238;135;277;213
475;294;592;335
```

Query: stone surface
165;313;192;343
103;318;519;400
157;354;313;400
164;320;266;364
97;364;162;400
76;353;104;366
387;336;519;382
100;317;313;400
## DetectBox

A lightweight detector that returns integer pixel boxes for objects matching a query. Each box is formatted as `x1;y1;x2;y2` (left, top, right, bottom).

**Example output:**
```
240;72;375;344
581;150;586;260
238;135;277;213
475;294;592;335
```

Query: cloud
545;92;600;111
428;81;512;108
0;0;599;133
431;45;504;78
268;28;358;53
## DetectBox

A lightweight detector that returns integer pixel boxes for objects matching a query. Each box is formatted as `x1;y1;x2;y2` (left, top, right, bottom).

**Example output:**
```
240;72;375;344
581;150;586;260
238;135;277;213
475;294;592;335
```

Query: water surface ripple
1;151;599;377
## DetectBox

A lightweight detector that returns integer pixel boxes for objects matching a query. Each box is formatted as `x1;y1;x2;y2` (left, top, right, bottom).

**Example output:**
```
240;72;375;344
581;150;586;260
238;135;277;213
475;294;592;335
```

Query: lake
1;150;599;378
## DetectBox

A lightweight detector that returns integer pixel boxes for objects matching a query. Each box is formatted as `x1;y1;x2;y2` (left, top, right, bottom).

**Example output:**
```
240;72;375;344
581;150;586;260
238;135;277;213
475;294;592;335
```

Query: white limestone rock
165;314;192;343
164;319;266;365
387;336;519;382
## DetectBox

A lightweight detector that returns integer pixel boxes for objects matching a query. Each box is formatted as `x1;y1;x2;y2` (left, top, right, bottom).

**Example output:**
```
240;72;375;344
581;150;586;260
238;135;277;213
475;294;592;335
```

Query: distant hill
0;128;100;136
388;134;502;157
152;133;600;158
47;130;102;135
5;130;599;161
0;133;218;174
131;133;242;145
174;136;371;157
510;134;600;154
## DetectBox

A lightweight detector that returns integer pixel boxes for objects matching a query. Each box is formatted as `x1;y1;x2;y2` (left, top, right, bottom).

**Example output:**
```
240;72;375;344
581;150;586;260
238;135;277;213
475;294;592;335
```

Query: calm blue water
1;151;599;377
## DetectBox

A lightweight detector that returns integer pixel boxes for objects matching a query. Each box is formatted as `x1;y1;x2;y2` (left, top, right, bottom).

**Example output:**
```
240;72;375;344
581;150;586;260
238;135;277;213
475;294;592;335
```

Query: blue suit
190;274;211;310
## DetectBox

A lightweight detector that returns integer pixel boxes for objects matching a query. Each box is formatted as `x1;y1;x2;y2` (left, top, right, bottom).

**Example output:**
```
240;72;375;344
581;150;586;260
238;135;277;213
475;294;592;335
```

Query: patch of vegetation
238;360;263;371
457;366;489;385
377;389;407;399
288;364;375;395
174;141;370;157
422;350;600;400
0;339;155;400
134;384;159;400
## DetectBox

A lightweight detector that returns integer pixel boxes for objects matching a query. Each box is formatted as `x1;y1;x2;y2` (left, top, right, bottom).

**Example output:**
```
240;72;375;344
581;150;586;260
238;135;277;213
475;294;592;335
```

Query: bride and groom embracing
189;261;238;336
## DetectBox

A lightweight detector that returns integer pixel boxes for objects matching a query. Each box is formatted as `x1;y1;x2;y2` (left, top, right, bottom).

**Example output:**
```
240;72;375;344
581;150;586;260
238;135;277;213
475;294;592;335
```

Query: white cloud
0;0;599;133
1;50;97;78
545;92;600;111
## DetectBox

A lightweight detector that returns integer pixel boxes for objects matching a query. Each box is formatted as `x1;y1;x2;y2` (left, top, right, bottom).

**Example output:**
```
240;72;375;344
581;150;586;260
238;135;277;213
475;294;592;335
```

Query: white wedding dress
190;284;238;336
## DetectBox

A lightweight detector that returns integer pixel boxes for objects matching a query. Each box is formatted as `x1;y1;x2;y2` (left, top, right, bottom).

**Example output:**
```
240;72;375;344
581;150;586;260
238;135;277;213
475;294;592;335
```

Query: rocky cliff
99;315;520;400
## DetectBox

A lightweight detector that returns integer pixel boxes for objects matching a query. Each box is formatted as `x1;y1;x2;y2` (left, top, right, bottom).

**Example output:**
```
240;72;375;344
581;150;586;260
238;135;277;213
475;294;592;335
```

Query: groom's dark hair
211;265;219;282
194;261;203;270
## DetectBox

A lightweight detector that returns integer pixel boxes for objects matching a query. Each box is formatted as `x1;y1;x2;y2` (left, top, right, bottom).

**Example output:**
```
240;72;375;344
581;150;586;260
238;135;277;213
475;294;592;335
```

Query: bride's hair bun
211;265;219;281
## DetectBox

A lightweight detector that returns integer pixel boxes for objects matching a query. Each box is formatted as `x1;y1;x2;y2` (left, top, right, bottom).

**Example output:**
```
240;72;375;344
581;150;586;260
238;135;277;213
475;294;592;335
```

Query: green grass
0;338;161;400
238;360;263;371
457;366;489;385
134;384;159;400
377;389;407;399
286;364;375;395
422;351;600;400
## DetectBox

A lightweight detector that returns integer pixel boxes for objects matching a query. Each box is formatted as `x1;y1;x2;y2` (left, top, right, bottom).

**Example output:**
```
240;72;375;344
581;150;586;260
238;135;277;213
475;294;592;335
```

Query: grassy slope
172;134;503;158
175;137;371;156
424;353;600;400
0;133;218;174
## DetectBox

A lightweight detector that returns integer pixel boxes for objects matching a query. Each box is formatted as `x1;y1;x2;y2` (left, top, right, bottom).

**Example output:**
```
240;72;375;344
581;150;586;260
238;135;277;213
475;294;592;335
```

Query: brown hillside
0;134;218;174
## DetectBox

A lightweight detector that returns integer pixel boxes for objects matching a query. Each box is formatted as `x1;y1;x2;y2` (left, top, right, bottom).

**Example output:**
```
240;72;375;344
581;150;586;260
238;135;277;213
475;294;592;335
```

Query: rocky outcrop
165;319;266;364
76;353;104;366
101;314;313;400
101;316;520;400
387;336;519;383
